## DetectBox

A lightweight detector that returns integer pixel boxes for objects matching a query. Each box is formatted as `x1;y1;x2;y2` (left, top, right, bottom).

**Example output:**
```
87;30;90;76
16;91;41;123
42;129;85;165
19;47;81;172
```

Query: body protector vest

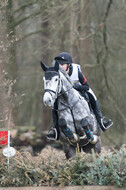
69;63;81;85
70;63;97;101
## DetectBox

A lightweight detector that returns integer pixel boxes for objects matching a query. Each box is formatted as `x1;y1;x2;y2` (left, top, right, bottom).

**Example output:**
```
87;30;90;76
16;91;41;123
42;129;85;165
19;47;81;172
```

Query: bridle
44;71;73;100
43;70;81;136
44;71;62;99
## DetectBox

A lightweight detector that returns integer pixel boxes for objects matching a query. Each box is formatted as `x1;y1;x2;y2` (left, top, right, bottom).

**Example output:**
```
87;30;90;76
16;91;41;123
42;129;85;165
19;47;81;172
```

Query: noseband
44;71;73;100
44;71;61;98
45;89;58;96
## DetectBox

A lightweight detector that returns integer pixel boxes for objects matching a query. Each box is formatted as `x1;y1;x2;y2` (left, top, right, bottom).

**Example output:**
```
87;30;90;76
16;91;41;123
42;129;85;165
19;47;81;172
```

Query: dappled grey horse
41;61;101;158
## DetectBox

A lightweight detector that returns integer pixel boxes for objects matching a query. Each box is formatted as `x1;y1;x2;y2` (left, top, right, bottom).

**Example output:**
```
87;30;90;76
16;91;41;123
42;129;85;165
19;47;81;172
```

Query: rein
58;98;81;134
57;97;80;111
44;71;73;98
53;95;81;135
44;70;80;133
44;71;61;97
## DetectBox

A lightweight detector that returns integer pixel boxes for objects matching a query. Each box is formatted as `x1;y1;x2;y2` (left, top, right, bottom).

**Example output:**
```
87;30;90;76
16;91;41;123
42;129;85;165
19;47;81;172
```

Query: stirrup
47;128;57;141
101;117;113;131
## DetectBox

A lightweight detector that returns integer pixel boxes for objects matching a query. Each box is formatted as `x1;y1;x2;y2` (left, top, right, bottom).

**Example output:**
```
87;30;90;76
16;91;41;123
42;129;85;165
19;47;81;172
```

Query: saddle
79;91;93;113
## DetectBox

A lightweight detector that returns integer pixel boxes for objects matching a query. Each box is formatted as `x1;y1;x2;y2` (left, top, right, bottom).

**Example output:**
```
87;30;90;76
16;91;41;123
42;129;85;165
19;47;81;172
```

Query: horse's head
41;61;61;107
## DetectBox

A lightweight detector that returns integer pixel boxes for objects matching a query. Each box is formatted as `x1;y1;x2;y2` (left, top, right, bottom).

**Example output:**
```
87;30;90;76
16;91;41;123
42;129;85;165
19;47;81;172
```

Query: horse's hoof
70;133;79;143
89;135;98;144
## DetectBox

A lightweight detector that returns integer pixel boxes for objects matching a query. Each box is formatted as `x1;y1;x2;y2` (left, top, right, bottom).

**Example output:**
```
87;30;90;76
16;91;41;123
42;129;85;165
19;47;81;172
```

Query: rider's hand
73;83;81;91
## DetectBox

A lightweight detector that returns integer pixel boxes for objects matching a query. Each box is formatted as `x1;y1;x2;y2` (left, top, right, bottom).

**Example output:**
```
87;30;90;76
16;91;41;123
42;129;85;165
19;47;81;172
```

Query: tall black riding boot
93;100;113;131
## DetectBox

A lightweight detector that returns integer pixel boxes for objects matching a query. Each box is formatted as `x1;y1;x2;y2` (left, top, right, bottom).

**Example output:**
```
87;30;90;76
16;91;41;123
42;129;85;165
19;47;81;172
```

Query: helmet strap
66;64;70;72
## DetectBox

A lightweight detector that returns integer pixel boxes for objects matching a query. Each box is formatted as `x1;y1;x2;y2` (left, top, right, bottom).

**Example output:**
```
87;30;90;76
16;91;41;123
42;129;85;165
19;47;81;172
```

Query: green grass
0;145;126;187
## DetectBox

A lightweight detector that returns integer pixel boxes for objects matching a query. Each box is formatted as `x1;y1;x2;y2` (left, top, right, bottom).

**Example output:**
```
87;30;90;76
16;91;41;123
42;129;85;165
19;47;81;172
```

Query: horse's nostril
43;92;53;107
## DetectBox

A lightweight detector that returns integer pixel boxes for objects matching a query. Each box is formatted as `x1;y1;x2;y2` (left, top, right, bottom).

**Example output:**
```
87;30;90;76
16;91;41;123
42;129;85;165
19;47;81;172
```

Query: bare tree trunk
5;0;17;126
41;2;52;131
0;1;13;129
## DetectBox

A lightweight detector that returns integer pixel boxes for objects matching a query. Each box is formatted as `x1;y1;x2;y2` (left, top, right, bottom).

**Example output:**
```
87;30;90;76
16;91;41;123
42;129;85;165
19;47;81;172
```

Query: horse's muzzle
43;92;54;107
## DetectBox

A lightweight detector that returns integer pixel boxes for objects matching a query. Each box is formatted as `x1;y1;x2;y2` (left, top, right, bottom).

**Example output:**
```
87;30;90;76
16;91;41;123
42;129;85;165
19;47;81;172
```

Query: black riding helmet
55;52;73;65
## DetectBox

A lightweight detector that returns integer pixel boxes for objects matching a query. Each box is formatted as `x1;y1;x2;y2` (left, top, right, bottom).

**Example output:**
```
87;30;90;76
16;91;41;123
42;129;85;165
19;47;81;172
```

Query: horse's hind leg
82;143;95;154
82;137;101;154
63;144;76;159
94;137;101;153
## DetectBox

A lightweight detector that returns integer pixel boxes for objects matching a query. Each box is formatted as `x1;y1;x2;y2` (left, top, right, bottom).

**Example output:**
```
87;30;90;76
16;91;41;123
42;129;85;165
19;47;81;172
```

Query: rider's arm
73;67;89;92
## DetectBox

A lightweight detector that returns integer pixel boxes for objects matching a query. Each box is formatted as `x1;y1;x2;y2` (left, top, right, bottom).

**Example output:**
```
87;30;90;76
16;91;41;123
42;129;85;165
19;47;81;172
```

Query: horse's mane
51;60;73;86
59;65;73;85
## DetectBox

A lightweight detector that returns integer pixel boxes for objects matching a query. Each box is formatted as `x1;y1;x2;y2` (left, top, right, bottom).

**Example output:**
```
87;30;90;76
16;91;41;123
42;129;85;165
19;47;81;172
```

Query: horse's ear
40;61;48;71
54;60;59;72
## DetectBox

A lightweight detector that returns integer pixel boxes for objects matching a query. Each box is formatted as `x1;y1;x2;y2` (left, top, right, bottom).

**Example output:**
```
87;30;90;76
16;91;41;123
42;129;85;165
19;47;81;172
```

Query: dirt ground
0;186;125;190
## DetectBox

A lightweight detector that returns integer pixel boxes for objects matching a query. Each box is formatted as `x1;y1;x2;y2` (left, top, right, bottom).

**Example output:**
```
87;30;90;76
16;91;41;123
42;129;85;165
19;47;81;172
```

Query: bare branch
108;96;126;125
16;30;42;42
13;10;41;27
13;1;38;13
102;0;113;90
84;63;103;68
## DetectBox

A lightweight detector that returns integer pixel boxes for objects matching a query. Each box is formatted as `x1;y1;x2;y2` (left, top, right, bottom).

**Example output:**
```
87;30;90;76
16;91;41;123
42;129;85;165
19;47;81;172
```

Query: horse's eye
55;78;58;81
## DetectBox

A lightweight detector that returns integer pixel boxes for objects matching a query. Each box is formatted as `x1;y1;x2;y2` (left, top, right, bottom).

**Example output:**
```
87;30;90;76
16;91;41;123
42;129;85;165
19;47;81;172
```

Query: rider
47;52;113;140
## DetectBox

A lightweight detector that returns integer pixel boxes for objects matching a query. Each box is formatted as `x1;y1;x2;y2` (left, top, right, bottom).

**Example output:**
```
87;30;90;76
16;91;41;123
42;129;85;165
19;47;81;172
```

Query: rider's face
61;64;69;74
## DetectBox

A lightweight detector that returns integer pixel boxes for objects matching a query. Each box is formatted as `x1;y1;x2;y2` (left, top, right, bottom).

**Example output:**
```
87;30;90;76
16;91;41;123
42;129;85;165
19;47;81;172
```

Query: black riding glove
73;83;88;92
73;83;82;91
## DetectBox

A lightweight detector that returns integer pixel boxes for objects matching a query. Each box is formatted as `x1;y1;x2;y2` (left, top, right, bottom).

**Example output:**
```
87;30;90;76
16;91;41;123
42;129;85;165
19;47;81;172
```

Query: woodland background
0;0;126;149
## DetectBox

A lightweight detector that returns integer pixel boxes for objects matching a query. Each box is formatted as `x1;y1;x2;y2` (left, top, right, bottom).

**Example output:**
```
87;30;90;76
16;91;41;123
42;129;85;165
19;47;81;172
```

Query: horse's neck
60;72;78;104
60;72;72;89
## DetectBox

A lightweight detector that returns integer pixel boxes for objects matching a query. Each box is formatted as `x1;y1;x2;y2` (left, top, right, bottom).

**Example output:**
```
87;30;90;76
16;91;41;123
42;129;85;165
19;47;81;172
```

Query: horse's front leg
58;118;79;144
80;117;98;144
